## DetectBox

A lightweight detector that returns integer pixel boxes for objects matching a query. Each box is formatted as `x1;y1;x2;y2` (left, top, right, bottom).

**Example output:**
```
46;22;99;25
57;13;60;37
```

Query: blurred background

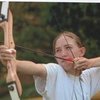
0;2;100;100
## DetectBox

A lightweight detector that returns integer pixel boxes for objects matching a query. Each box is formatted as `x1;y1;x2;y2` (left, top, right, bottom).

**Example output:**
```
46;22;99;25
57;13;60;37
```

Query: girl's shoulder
43;63;60;68
43;63;63;73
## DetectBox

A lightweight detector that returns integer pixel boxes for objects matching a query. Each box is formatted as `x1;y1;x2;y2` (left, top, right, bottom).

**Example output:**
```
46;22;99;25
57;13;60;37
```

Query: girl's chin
62;62;73;67
64;67;73;71
61;64;73;71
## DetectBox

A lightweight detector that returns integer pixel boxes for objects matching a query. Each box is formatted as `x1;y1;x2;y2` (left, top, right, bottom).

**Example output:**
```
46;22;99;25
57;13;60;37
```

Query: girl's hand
74;57;90;70
0;45;16;67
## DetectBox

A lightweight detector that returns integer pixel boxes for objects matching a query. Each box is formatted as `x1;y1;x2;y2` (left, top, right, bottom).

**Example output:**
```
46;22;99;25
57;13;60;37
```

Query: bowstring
51;7;77;100
51;7;85;100
62;33;77;100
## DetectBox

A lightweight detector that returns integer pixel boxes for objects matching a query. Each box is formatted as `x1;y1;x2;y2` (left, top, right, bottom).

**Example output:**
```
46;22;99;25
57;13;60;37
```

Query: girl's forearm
89;57;100;68
16;60;46;77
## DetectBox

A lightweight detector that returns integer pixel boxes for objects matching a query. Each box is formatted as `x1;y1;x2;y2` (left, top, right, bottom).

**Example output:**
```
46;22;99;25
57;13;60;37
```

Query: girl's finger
74;61;88;69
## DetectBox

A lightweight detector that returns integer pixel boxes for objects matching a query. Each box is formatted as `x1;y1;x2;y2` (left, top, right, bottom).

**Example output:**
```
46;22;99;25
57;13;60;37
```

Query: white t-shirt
34;63;100;100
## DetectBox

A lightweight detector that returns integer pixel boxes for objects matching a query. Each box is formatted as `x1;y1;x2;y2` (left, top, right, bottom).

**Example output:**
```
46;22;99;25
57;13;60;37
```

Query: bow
0;1;22;100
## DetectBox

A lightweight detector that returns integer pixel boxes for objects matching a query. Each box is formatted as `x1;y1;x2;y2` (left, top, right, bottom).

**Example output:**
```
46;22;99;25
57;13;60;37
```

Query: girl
0;31;100;100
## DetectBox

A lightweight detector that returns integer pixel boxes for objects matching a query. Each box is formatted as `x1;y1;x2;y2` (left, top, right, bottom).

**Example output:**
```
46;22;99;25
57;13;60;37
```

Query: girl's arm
74;57;100;70
16;60;47;77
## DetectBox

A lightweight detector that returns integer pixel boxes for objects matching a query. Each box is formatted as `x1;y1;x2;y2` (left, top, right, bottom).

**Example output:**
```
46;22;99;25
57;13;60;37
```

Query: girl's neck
67;69;82;76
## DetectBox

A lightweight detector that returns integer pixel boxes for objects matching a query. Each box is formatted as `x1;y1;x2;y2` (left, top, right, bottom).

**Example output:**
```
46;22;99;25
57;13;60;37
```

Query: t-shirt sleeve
91;67;100;93
34;63;59;96
87;67;100;96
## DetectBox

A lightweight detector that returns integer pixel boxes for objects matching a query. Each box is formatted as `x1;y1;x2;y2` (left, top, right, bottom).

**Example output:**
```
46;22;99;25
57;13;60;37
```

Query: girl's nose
61;49;68;57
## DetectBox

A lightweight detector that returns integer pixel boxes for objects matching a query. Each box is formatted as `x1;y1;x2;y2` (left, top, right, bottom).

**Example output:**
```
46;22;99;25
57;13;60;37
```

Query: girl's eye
55;49;61;53
65;46;72;50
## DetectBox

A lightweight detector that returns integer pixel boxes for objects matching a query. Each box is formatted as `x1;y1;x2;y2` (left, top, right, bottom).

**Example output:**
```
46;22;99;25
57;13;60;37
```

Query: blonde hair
53;31;85;54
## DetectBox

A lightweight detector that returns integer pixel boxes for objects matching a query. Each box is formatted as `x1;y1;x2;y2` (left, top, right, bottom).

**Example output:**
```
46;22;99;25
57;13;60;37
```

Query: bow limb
0;2;22;99
7;10;22;96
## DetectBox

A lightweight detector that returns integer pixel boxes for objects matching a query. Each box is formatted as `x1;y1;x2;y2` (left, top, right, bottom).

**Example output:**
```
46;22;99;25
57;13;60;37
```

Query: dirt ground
27;97;42;100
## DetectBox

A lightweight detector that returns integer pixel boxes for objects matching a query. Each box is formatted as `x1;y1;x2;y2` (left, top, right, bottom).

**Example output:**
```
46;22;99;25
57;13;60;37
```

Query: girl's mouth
61;57;73;63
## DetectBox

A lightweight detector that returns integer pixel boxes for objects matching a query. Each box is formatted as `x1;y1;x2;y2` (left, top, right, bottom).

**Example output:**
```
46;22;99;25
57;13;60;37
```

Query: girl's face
54;35;85;73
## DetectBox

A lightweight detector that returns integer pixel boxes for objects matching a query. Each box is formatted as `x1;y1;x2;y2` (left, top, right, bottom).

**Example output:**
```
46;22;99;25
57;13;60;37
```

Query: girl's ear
79;47;86;57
